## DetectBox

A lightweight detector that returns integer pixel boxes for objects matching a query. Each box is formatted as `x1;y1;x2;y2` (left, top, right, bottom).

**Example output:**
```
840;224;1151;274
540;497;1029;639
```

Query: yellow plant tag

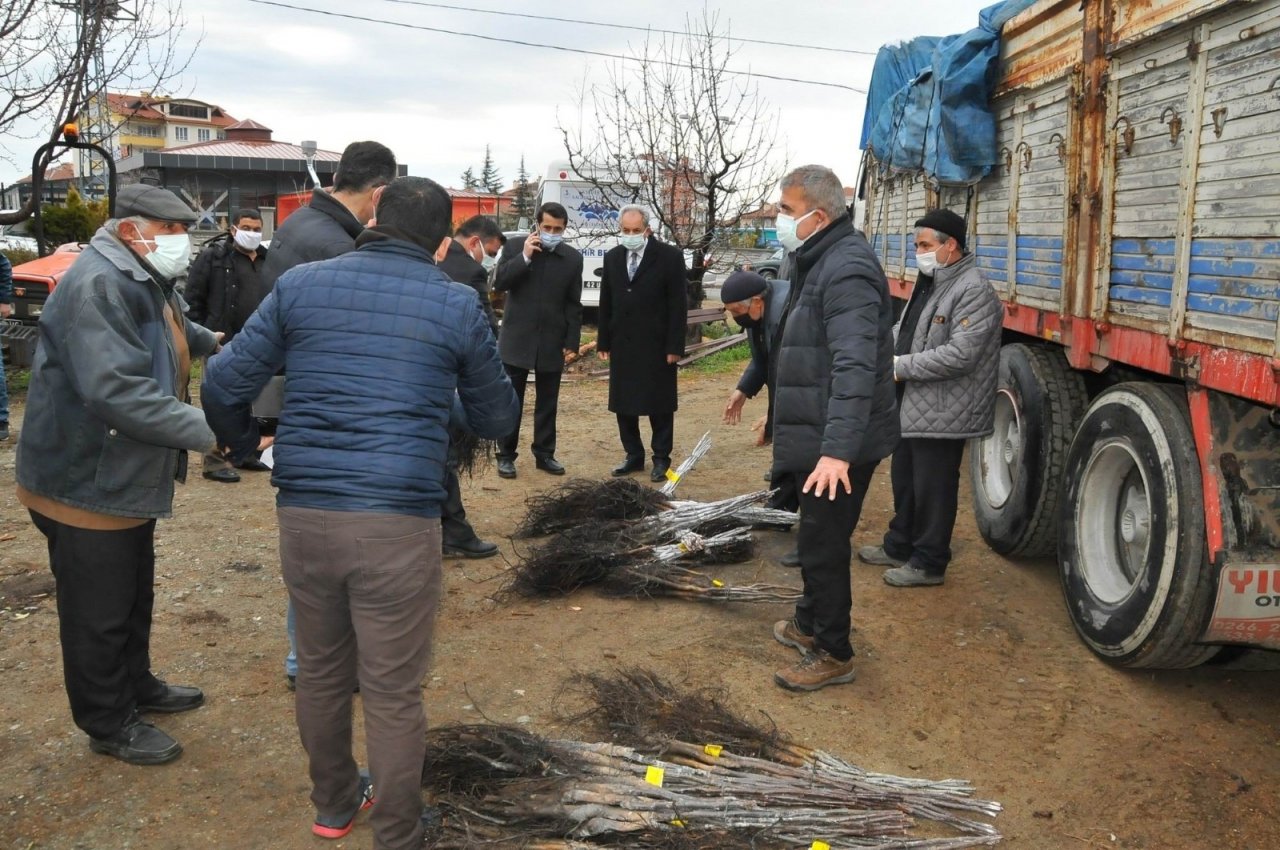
711;579;724;587
703;744;723;757
670;819;686;827
811;842;831;850
664;469;681;483
645;766;665;787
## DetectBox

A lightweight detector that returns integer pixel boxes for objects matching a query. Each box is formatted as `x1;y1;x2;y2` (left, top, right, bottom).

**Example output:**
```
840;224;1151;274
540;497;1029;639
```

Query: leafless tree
1;0;195;225
558;10;785;308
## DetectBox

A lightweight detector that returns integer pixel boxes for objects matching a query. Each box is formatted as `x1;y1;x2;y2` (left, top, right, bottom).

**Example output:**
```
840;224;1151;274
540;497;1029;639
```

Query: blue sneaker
312;770;374;839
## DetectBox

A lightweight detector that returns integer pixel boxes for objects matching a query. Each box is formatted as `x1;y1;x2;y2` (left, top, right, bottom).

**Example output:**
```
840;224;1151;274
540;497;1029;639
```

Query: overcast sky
2;0;999;193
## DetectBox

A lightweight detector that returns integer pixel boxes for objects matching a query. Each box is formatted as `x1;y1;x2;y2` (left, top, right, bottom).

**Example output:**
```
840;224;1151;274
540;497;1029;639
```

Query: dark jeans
30;511;165;739
499;364;560;461
280;507;443;850
790;461;878;661
616;412;674;464
882;437;966;576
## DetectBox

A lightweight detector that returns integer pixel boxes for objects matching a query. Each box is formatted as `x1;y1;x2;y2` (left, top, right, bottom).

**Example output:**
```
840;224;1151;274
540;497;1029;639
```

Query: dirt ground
2;372;1280;850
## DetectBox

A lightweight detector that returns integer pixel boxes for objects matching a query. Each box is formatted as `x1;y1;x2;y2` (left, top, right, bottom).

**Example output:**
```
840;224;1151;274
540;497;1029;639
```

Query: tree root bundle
421;671;1003;848
499;528;765;603
515;479;672;539
449;428;497;478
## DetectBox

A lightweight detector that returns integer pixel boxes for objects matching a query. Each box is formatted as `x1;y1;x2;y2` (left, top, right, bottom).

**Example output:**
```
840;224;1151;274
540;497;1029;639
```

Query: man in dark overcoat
492;202;583;478
597;205;687;482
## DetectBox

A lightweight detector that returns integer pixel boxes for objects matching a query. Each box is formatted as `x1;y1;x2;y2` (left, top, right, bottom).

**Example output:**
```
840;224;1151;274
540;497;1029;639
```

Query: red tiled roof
226;118;271;132
148;139;343;160
105;92;166;121
15;163;76;184
103;92;237;127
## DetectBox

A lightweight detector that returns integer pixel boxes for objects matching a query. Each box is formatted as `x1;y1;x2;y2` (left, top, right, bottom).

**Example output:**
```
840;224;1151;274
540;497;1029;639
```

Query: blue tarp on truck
860;0;1037;186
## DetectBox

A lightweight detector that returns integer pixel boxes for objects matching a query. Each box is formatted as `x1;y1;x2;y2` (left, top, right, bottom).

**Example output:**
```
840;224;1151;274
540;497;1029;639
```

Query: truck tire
1058;383;1220;668
970;344;1087;557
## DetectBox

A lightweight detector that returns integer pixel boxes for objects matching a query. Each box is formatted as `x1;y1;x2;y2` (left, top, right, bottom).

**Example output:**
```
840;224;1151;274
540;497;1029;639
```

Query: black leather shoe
612;456;645;477
89;717;182;765
780;548;801;568
236;457;271;471
202;467;241;483
650;460;671;483
137;683;205;714
443;537;500;559
497;458;517;479
535;457;566;475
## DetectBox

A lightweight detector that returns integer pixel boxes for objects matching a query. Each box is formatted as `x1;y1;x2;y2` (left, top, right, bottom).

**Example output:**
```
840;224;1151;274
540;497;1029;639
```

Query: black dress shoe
202;467;241;483
443;537;500;559
780;547;801;568
612;456;645;477
650;461;671;483
497;458;517;479
535;457;566;475
89;717;182;765
137;683;205;714
236;457;271;471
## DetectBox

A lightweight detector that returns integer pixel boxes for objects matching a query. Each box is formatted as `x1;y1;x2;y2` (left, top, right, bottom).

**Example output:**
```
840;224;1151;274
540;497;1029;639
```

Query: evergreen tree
513;155;534;223
460;167;478;190
40;186;99;246
480;145;502;194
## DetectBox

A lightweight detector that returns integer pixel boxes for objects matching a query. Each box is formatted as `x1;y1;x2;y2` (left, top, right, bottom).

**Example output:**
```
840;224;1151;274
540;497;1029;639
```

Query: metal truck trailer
862;0;1280;668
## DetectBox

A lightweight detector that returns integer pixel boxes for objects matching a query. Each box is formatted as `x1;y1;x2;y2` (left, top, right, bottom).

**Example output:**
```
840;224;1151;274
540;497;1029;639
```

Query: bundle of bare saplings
421;669;1003;848
501;486;801;605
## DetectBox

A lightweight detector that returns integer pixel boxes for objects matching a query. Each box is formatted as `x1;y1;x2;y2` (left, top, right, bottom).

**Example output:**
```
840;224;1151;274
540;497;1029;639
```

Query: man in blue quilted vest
202;176;519;850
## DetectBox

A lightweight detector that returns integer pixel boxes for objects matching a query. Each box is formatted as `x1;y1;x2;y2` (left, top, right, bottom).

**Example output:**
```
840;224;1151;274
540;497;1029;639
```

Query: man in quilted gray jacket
859;209;1003;587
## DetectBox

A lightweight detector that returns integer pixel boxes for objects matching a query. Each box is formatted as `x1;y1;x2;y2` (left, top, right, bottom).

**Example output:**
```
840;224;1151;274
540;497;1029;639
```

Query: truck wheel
970;344;1086;557
1058;383;1220;668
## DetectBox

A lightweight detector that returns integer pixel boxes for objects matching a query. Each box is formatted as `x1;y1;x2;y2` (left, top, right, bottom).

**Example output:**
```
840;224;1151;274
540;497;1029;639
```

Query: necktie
628;250;639;281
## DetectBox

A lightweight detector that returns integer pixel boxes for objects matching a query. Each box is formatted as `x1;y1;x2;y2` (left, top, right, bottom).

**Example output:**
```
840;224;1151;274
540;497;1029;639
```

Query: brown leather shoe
773;619;815;655
774;650;856;692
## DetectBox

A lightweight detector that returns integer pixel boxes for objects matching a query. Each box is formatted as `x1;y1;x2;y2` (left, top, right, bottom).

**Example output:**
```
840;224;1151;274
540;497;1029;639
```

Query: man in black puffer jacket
769;165;899;693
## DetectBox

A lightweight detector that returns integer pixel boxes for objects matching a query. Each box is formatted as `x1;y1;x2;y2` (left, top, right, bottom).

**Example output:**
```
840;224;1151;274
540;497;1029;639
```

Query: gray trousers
279;506;442;850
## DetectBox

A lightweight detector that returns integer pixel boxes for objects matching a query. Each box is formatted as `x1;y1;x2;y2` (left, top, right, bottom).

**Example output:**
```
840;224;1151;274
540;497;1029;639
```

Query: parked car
750;248;785;280
0;213;39;253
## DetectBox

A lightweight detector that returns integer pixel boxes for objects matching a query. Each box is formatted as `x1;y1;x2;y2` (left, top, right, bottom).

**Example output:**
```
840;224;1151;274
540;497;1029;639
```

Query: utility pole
54;1;134;200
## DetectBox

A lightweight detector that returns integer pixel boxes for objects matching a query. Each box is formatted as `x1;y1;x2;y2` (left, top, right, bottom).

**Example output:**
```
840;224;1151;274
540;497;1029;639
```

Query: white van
535;161;636;308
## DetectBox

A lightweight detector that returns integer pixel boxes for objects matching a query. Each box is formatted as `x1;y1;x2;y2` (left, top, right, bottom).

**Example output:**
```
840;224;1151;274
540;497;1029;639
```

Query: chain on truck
861;0;1280;668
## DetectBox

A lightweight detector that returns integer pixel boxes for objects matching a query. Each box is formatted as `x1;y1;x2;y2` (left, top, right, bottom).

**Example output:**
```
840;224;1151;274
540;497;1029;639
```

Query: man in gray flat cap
16;183;223;766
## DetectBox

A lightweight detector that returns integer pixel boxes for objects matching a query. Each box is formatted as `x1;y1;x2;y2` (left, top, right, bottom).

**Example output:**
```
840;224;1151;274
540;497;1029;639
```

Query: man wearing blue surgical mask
492;202;584;479
770;165;899;693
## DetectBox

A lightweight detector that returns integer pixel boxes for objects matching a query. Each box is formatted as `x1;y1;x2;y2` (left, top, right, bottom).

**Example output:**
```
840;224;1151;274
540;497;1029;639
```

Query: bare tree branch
558;11;787;309
1;1;197;225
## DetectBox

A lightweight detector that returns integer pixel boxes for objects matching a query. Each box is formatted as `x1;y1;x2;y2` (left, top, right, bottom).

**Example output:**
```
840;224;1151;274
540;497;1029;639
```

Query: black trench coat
597;238;687;416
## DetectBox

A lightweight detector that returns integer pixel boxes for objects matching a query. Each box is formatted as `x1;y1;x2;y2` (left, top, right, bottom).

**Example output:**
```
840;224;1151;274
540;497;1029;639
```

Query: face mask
234;229;262;252
776;209;817;251
732;310;761;328
134;231;192;279
619;233;646;252
481;252;498;272
539;230;563;250
915;251;939;275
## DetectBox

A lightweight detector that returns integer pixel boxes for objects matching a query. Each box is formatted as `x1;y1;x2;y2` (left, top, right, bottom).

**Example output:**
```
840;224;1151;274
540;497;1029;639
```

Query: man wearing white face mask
858;208;1003;587
185;208;271;482
16;183;221;765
